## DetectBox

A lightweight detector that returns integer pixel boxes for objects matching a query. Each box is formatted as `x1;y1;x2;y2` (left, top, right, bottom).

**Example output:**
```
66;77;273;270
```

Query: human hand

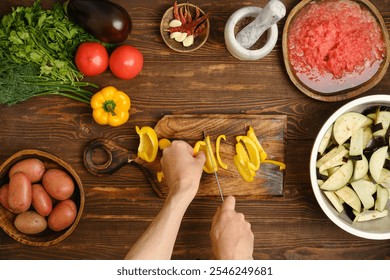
210;196;254;260
161;140;206;204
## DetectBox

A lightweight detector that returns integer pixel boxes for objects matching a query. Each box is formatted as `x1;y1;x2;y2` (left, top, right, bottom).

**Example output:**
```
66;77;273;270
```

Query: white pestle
236;0;286;49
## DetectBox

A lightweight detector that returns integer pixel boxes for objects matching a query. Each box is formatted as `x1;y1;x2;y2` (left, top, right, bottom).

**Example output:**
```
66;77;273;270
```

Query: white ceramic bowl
310;95;390;240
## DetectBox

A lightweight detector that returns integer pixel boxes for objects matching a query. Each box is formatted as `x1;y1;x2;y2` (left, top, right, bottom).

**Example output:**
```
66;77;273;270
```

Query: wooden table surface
0;0;389;260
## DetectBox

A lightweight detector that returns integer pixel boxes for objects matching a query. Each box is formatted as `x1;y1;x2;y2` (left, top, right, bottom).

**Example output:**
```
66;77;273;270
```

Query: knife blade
203;133;224;201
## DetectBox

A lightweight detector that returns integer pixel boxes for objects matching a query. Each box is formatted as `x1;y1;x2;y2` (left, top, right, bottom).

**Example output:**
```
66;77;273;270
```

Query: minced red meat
288;0;385;80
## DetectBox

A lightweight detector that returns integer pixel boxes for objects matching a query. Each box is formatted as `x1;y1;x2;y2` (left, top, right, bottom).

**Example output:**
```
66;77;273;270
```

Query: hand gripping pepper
136;126;159;163
90;86;131;127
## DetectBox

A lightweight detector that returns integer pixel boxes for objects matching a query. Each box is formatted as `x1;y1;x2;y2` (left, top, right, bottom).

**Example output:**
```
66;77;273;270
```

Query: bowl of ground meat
282;0;389;102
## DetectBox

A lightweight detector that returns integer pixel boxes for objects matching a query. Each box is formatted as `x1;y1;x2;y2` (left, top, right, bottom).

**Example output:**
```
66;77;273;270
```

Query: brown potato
48;199;77;231
32;184;52;216
9;158;45;183
0;184;12;211
8;172;32;213
14;211;47;234
42;169;75;200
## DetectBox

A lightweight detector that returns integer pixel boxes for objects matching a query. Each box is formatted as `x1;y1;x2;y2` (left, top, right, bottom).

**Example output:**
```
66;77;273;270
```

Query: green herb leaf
0;0;102;83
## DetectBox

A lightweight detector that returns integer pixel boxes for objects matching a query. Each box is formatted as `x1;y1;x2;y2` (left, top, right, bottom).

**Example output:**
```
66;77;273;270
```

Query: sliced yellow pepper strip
247;126;267;161
158;138;172;150
157;171;165;182
216;134;228;169
234;154;255;182
156;139;171;181
91;86;131;127
136;126;158;163
193;136;218;174
235;142;257;172
262;159;286;170
236;135;260;171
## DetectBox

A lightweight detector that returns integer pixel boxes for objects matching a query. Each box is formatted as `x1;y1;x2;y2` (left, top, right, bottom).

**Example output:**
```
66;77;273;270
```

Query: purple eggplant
65;0;132;44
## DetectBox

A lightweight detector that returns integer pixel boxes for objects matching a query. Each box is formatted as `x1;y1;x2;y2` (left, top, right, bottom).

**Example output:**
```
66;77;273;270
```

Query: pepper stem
103;100;116;116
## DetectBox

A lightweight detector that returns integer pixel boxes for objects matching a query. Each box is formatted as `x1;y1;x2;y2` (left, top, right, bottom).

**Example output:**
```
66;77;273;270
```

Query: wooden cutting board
146;114;286;199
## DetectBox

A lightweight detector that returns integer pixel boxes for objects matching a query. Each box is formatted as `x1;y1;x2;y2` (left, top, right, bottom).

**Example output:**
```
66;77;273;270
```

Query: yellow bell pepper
156;138;171;182
263;159;286;170
158;138;172;150
157;171;165;182
216;134;228;169
234;141;257;182
90;86;131;127
246;126;286;171
136;126;158;163
234;154;255;182
193;136;218;174
235;141;257;171
247;126;267;161
236;135;260;171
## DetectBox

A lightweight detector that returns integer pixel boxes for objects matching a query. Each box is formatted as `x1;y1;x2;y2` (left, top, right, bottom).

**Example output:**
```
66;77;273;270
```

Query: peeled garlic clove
170;32;182;39
169;19;182;28
174;32;188;42
182;35;194;47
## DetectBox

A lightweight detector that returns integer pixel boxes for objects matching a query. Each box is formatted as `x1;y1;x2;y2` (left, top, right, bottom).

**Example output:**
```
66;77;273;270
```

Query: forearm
124;195;189;260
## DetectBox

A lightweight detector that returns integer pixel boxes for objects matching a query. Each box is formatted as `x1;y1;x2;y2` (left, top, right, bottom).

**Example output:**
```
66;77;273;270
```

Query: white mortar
224;6;278;61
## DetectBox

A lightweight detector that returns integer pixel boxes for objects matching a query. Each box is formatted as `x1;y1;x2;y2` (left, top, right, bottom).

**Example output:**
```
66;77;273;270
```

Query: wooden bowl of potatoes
0;149;84;246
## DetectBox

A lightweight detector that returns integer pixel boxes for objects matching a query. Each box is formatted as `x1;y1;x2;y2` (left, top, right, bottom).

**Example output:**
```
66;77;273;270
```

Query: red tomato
75;42;109;76
109;45;143;80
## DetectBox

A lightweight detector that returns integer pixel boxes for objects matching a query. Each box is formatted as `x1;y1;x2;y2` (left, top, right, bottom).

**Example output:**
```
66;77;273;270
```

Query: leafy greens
0;0;99;82
0;60;98;105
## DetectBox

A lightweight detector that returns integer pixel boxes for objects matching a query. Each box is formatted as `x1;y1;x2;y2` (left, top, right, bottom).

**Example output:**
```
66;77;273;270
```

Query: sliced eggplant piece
350;180;375;209
320;160;353;191
362;105;379;119
378;169;390;188
369;146;388;182
327;166;341;176
333;112;372;145
372;122;383;133
351;155;369;181
373;111;390;137
375;185;389;212
349;128;364;157
384;159;390;170
336;186;361;213
350;179;376;195
317;168;329;181
318;125;333;155
316;145;348;171
324;191;344;213
353;209;388;222
362;127;373;148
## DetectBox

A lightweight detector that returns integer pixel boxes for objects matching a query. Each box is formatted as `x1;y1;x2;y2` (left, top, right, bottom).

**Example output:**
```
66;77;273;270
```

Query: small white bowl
310;95;390;240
